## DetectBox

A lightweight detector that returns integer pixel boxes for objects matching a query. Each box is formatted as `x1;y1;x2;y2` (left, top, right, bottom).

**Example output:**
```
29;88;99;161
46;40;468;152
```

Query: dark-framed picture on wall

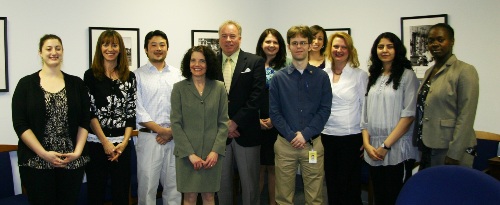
325;28;351;38
191;30;220;55
401;14;447;79
89;27;140;71
0;17;8;92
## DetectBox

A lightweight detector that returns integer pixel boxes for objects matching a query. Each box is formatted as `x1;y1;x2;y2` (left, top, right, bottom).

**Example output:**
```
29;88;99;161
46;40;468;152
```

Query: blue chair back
0;145;30;205
0;150;15;198
473;131;500;171
396;165;500;205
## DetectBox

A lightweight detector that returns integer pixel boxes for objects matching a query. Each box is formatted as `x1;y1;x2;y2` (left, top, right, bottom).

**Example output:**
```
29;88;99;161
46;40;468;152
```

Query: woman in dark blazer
415;23;479;169
171;45;228;205
12;34;90;205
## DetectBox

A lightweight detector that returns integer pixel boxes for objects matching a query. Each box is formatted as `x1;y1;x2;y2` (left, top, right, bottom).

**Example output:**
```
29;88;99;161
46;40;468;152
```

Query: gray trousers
218;140;260;205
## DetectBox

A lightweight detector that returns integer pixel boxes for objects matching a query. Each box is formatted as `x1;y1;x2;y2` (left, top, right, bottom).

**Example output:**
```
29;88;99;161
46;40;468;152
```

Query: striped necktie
223;57;233;93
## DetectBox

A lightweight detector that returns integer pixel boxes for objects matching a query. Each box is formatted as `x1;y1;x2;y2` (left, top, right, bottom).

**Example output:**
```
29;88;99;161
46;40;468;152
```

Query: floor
155;174;370;205
253;174;369;205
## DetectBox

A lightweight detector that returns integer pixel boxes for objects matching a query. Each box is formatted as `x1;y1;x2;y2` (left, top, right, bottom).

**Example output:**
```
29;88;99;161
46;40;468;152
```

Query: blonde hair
219;20;242;36
325;32;360;68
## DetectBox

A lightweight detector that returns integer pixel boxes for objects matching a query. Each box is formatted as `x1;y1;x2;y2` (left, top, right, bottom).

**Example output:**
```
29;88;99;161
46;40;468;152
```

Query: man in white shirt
134;30;183;205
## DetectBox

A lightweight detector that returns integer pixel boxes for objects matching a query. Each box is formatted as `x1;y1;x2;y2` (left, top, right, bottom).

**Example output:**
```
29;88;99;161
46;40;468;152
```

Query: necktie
223;57;233;93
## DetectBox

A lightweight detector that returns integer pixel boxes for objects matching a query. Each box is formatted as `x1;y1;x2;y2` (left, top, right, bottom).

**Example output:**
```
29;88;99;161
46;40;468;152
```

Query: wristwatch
381;143;391;150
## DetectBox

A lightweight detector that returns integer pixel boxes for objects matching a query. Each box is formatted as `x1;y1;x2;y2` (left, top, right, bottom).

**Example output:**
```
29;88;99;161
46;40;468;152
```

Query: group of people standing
12;19;478;205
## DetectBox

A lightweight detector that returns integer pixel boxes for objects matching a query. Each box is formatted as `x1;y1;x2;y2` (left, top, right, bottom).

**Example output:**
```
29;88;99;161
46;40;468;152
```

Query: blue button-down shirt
269;63;332;142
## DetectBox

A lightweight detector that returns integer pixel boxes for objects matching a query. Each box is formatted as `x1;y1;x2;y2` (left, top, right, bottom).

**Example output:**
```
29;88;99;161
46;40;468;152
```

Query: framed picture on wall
325;28;351;38
0;17;8;92
401;14;447;79
191;30;220;55
89;27;140;71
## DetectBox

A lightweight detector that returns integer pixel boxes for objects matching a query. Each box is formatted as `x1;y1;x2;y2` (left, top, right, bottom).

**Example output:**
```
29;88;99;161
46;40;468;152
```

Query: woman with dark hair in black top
84;30;136;205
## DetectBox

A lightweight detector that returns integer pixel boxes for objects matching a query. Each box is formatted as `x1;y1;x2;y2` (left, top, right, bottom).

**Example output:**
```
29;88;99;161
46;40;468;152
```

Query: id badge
308;150;317;163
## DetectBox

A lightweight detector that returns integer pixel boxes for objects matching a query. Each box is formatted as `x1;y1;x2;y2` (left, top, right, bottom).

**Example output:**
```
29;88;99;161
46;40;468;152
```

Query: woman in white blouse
322;32;367;205
362;32;419;205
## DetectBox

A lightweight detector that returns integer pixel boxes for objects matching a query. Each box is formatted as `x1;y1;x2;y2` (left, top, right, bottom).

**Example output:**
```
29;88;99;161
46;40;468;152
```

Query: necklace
194;81;205;96
333;70;342;75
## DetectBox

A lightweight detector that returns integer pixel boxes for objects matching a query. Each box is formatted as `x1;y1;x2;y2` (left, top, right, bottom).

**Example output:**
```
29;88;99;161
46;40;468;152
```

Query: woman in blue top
255;28;289;205
362;32;419;205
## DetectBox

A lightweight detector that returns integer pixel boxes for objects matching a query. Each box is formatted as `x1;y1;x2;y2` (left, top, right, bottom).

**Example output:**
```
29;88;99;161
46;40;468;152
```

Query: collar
286;63;315;75
146;61;169;72
222;49;241;64
324;64;354;75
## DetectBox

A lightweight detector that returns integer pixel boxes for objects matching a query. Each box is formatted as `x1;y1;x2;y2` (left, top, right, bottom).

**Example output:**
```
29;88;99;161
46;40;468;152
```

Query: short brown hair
286;25;312;44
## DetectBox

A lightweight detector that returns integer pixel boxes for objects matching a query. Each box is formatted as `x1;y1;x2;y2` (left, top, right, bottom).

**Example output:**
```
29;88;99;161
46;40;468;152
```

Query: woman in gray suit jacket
415;23;479;169
171;45;229;205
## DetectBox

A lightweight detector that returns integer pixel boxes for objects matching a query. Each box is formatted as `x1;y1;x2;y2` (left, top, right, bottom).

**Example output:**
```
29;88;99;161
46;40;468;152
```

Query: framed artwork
191;30;220;55
89;27;140;71
0;17;8;92
325;28;351;38
401;14;448;79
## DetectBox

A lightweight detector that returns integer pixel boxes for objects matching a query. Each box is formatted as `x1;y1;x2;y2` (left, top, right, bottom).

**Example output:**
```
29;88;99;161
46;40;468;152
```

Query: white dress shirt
322;64;368;136
134;61;184;128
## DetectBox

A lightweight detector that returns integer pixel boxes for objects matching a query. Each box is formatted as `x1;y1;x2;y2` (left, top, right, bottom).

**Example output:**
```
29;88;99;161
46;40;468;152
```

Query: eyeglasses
290;41;309;47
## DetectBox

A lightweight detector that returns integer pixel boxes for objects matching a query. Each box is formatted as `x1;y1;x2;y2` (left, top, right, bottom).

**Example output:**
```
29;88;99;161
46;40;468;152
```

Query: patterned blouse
84;70;137;143
19;87;89;169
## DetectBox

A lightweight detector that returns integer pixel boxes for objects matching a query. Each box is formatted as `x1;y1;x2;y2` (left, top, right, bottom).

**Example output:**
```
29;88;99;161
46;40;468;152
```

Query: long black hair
367;32;412;93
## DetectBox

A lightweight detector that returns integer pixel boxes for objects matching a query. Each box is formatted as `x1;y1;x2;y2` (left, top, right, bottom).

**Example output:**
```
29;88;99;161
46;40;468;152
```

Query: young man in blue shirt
269;25;332;205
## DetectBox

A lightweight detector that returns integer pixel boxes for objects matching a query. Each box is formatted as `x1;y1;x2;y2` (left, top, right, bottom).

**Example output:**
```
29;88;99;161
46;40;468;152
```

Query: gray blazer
171;79;229;159
420;55;479;161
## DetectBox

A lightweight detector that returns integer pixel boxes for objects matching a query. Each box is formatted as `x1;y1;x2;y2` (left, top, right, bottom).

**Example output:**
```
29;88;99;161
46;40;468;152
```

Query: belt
139;128;156;133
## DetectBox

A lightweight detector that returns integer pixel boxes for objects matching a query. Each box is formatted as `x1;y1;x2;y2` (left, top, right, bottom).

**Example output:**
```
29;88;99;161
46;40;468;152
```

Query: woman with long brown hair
84;30;136;204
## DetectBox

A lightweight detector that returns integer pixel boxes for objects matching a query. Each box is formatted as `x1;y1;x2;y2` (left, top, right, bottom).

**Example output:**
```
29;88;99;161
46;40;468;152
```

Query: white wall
1;0;499;142
1;0;499;196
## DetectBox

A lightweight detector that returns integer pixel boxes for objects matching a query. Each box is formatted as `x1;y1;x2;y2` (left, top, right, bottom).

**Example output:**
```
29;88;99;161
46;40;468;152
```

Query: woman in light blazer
415;23;479;169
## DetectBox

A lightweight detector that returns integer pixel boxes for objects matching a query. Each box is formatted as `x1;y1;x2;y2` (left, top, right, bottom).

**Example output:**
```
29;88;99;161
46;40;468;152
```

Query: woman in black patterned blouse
12;34;91;205
84;30;137;205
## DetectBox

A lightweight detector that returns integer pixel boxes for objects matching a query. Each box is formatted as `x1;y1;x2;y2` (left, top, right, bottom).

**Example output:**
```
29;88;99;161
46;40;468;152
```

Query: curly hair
367;32;412;93
325;32;360;68
255;28;287;70
180;46;220;80
91;30;130;82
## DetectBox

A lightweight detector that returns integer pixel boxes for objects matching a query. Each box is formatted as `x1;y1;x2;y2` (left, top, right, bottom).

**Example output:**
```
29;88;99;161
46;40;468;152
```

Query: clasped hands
290;132;306;149
365;144;388;161
228;120;240;138
41;150;80;168
189;151;218;170
156;127;173;145
102;140;128;162
260;118;273;130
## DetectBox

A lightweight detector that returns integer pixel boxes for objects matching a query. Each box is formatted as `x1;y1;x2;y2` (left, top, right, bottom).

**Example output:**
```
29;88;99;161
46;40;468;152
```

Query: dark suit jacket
218;50;265;147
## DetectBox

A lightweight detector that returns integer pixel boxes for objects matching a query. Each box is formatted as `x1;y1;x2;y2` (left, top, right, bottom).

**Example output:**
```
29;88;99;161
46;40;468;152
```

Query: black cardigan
12;71;91;164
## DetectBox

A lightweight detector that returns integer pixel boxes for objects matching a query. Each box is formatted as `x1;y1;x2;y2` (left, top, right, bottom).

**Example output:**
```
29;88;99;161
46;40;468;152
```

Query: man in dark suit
217;20;265;205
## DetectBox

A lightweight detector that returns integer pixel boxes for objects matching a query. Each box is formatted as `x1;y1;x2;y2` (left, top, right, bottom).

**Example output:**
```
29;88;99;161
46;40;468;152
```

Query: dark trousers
322;133;363;205
19;166;85;205
370;159;415;205
86;141;131;205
